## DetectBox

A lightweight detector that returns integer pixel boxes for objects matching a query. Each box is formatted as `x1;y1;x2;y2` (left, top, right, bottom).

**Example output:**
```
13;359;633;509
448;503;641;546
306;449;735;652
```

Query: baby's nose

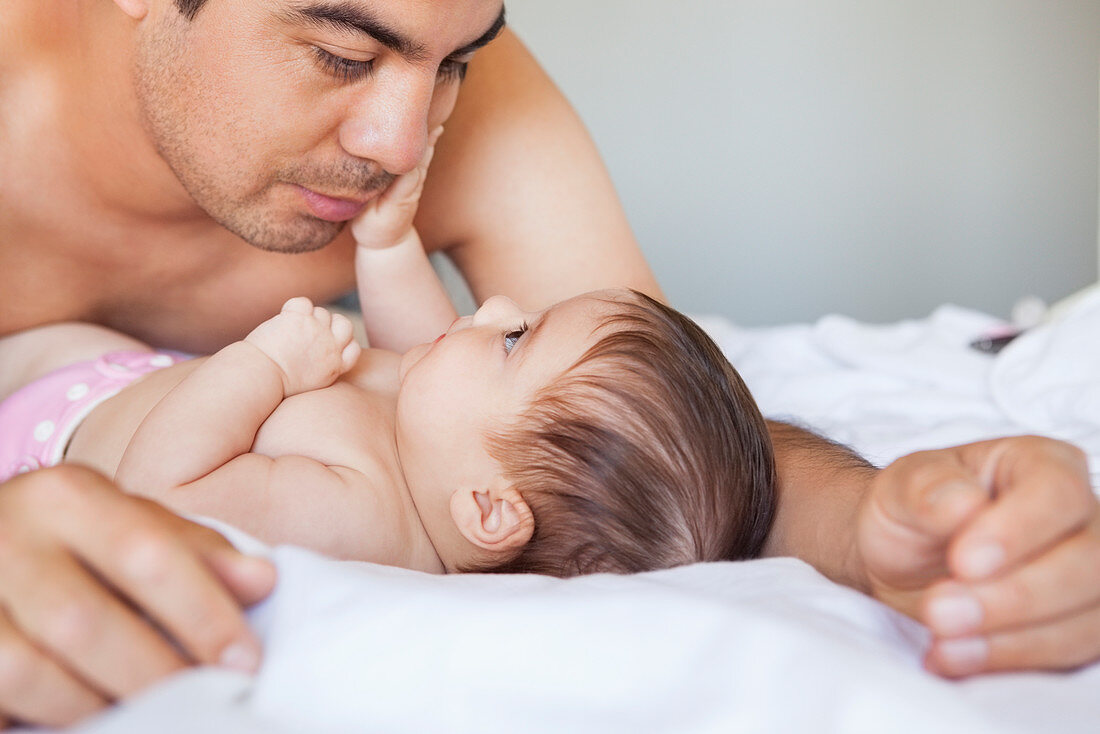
472;295;522;326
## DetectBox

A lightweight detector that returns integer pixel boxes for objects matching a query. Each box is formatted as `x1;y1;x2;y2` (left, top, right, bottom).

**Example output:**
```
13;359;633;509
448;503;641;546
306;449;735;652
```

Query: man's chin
218;210;346;254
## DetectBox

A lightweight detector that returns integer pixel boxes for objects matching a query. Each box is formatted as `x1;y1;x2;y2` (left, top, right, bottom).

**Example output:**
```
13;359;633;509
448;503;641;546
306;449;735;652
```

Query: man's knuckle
1066;487;1098;521
115;531;175;585
40;602;99;652
1069;443;1088;463
1022;435;1087;466
905;462;958;497
0;640;37;694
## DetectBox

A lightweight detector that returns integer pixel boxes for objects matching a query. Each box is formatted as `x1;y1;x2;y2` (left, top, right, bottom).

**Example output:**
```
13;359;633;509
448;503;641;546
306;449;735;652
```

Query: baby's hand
245;297;361;397
350;126;443;249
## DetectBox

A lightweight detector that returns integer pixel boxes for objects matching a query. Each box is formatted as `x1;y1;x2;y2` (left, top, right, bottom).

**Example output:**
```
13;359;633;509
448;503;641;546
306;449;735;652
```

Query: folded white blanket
78;542;1100;734
66;292;1100;734
703;288;1100;484
992;286;1100;452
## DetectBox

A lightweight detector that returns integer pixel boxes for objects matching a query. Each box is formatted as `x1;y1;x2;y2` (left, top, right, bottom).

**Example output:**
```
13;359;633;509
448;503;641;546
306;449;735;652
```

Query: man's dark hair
468;291;777;577
174;0;207;21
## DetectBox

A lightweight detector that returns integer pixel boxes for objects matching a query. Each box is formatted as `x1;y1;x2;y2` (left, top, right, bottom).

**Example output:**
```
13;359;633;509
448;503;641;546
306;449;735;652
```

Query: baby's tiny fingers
330;313;354;345
281;297;314;315
340;341;361;372
311;307;332;328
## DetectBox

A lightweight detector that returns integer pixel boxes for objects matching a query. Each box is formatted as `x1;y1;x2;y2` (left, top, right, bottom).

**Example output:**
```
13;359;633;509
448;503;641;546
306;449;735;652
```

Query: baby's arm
353;127;459;353
116;299;360;492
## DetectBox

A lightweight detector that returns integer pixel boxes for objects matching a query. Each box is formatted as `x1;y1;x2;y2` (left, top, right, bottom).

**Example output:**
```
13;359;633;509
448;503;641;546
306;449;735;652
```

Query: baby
0;132;775;577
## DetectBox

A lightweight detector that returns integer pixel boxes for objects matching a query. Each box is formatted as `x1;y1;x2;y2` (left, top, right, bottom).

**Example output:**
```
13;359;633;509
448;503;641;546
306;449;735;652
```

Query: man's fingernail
936;637;989;675
928;592;984;636
220;640;262;673
961;542;1005;578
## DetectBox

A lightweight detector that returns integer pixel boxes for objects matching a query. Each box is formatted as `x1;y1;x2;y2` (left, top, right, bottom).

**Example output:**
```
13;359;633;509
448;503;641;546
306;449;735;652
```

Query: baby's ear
450;486;534;553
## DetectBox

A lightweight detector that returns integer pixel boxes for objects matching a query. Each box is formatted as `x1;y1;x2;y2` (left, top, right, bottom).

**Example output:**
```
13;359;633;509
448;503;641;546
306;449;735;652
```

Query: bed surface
62;287;1100;734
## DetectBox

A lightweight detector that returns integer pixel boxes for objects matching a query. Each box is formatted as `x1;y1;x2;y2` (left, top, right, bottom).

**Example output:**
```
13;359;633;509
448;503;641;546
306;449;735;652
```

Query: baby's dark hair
466;290;776;577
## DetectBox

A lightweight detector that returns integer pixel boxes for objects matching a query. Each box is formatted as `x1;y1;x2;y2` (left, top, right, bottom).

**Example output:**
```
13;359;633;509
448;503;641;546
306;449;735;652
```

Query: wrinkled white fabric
61;297;1100;734
70;543;1100;734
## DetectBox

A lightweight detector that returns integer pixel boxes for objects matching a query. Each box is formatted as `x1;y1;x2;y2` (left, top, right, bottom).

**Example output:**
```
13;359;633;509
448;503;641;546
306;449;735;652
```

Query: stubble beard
131;16;394;254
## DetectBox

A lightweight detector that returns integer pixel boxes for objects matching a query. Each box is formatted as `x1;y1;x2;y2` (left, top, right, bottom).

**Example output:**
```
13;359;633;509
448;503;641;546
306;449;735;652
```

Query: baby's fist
351;126;443;249
246;297;361;396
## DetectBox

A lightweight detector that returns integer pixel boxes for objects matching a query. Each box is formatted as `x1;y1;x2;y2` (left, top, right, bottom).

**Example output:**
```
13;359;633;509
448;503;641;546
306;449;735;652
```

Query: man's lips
295;185;372;222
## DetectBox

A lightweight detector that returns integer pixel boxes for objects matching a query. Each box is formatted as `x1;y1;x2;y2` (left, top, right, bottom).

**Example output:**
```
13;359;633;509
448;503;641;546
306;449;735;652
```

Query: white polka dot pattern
66;383;90;401
33;420;55;442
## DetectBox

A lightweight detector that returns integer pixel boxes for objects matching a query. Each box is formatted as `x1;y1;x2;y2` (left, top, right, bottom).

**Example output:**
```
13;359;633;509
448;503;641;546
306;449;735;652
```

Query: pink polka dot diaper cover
0;351;188;481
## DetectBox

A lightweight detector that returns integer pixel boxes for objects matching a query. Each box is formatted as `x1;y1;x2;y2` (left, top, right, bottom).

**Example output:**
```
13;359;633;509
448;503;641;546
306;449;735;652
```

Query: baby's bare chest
253;380;400;479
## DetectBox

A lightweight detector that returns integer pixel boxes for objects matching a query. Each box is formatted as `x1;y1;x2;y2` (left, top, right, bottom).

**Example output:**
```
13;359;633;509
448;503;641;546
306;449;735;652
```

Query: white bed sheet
63;287;1100;734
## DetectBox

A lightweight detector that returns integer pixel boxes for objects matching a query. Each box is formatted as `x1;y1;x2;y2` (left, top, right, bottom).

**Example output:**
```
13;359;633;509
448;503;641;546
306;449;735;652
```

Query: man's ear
450;487;534;553
113;0;150;20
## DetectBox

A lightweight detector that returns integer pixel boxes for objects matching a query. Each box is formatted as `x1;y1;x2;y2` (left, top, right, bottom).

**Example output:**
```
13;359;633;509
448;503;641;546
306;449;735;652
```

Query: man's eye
313;47;374;83
503;323;529;354
437;59;469;83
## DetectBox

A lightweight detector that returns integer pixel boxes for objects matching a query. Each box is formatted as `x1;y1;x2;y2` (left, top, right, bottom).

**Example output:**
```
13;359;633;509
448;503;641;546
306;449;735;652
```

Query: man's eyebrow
287;3;426;60
286;3;506;63
448;7;507;59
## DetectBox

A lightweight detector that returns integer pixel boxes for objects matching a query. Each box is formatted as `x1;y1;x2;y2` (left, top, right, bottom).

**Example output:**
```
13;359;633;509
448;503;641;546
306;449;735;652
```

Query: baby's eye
503;323;529;354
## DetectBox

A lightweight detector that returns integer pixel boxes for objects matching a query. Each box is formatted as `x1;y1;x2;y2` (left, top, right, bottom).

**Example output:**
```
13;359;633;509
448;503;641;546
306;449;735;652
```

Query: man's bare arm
760;421;875;590
417;29;663;308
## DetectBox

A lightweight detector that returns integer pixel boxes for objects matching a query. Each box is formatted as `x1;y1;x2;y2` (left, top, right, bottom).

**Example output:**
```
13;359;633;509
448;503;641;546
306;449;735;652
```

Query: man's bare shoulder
1;0;77;61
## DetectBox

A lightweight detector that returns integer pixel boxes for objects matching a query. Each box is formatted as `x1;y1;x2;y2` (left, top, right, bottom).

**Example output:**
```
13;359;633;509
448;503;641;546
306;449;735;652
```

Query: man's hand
351;126;442;250
244;297;361;397
856;436;1100;677
0;466;275;728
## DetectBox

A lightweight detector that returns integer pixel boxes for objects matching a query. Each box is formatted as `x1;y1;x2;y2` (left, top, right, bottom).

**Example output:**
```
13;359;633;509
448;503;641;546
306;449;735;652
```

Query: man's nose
472;296;524;328
338;74;434;176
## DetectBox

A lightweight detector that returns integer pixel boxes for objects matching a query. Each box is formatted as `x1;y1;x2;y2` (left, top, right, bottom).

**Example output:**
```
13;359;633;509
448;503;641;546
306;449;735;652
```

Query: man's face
133;0;504;252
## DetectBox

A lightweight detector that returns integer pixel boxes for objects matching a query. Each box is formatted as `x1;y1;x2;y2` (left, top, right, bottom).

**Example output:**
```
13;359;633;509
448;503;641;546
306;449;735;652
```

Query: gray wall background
499;0;1100;325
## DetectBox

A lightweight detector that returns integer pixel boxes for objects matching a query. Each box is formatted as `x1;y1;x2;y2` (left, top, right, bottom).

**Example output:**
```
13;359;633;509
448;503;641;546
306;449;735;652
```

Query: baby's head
394;288;775;576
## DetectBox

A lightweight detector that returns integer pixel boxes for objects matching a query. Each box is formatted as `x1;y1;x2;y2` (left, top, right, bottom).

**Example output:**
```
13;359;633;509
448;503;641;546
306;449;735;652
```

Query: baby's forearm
116;342;285;493
355;228;459;353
